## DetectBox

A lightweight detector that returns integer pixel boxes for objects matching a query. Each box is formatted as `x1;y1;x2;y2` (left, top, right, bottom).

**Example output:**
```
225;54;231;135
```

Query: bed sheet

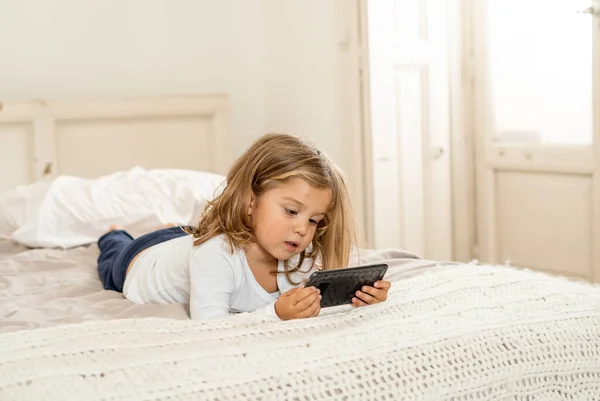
0;240;190;333
0;240;433;333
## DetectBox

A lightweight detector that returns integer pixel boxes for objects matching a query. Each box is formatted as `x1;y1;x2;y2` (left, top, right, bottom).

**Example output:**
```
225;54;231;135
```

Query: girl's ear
247;193;256;216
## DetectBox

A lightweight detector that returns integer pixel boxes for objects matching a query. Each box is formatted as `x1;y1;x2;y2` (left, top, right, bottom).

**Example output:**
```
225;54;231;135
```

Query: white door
473;0;600;282
366;0;452;260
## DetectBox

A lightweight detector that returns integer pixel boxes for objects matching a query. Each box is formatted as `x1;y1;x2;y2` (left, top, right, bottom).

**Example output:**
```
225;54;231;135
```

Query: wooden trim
46;94;230;120
472;0;498;262
342;0;370;248
32;110;58;181
0;100;40;123
358;0;375;248
592;1;600;282
0;94;233;182
211;101;233;175
486;144;595;175
449;0;475;262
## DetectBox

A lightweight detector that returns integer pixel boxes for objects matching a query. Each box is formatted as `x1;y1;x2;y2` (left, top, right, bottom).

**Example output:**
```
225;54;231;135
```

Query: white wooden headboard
0;94;233;192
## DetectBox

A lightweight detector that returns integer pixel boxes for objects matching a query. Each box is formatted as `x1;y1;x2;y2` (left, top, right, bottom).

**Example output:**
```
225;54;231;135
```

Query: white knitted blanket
2;264;600;401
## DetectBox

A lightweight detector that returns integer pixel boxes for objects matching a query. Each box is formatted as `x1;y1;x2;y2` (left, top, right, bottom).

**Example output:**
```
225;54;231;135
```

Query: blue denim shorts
97;226;192;292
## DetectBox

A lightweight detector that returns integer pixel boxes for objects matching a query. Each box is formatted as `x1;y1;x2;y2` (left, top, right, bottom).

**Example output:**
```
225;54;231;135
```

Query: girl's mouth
285;241;299;251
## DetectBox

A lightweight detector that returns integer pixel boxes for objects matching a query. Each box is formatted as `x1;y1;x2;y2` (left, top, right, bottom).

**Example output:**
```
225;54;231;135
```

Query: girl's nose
294;221;308;236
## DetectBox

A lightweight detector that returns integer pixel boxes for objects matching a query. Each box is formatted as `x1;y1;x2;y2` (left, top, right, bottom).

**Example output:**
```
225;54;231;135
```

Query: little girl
97;133;391;320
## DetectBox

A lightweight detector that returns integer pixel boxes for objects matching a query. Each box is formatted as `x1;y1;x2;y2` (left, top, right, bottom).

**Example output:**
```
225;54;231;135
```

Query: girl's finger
311;305;321;318
296;292;320;311
299;296;321;318
291;287;318;304
374;280;391;290
356;290;377;304
309;299;321;318
361;286;387;301
351;296;368;307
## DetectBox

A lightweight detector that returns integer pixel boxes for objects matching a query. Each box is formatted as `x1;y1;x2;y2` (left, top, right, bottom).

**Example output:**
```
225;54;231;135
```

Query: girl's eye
309;219;319;225
285;208;298;216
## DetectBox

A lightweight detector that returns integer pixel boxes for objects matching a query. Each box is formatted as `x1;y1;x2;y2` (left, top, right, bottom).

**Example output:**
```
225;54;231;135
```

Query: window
486;0;592;145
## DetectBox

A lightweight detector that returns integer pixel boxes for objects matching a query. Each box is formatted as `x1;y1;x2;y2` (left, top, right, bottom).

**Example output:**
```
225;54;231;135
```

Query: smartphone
304;263;388;308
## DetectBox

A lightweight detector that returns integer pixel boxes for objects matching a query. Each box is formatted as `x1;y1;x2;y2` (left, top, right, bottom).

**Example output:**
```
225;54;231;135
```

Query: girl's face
247;177;332;264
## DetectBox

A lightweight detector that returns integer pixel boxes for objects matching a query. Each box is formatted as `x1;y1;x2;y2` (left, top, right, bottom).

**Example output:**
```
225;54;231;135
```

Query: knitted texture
1;264;600;401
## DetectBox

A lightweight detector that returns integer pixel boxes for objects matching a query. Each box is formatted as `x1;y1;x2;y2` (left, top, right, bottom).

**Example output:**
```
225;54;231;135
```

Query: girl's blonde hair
188;133;356;278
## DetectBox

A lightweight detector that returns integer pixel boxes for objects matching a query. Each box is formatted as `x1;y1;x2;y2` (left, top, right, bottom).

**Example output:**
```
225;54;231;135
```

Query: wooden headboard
0;94;233;192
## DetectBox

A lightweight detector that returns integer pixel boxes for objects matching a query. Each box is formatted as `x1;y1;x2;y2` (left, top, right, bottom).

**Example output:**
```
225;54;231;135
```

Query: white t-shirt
123;234;317;320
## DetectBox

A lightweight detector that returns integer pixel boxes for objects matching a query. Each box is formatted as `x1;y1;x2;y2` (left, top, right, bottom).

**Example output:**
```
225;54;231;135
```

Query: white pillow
0;181;52;239
9;167;226;248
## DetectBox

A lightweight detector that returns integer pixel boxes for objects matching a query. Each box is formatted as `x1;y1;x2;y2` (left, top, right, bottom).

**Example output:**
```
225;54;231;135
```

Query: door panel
367;0;452;260
496;171;592;279
473;0;600;282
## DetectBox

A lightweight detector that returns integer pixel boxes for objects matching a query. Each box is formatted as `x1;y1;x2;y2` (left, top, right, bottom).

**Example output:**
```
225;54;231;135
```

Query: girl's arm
189;251;235;320
188;250;320;321
188;250;281;320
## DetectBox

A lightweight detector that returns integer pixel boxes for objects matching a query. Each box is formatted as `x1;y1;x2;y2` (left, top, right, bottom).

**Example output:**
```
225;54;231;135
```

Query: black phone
304;263;388;308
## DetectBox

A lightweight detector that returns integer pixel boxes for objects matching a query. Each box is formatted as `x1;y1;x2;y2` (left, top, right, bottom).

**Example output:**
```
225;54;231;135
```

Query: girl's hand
351;280;391;307
275;287;321;320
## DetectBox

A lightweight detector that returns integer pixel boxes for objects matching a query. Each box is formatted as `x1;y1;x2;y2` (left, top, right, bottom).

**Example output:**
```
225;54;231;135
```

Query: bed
1;95;600;400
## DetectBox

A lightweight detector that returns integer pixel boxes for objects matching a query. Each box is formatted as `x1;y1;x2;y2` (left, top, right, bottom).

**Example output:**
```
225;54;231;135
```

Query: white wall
261;0;364;232
0;0;363;227
262;0;354;170
0;0;357;171
0;0;266;157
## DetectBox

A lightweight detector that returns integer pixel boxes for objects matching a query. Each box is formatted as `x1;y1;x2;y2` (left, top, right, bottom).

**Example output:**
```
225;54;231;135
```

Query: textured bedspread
2;263;600;400
2;241;600;400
